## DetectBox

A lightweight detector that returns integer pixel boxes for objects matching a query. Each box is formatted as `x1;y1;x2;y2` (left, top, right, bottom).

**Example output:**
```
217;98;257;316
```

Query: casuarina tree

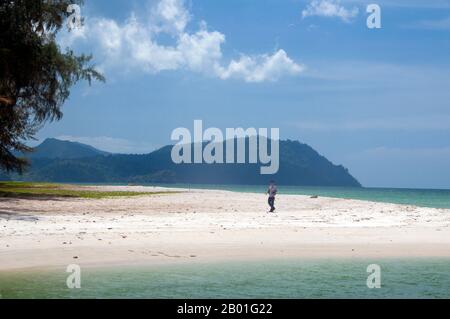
0;0;104;172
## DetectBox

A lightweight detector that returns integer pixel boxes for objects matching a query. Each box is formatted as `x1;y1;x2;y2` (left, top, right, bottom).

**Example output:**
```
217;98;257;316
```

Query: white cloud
151;0;190;34
302;0;359;22
216;49;305;83
56;135;157;154
59;0;303;82
58;20;89;48
177;25;225;73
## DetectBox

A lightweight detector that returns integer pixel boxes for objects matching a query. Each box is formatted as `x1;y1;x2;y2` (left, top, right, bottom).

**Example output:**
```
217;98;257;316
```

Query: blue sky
35;0;450;189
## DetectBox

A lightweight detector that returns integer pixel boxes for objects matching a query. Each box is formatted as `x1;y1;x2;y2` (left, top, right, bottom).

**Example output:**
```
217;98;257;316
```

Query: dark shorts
268;196;275;208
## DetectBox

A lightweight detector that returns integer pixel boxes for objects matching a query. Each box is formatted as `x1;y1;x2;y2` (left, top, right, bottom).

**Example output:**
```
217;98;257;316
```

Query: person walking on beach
267;180;277;213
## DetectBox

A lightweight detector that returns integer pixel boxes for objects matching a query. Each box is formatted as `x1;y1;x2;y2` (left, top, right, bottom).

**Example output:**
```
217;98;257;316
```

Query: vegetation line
0;182;177;199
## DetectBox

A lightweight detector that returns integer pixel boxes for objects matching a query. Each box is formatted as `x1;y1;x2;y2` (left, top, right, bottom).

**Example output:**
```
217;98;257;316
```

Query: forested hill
6;138;361;187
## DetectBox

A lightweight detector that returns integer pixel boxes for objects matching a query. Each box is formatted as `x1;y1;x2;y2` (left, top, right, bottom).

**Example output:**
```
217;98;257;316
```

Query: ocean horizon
16;182;450;209
79;183;450;209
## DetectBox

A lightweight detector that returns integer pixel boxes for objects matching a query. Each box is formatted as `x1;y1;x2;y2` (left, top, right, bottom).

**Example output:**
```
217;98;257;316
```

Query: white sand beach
1;186;449;271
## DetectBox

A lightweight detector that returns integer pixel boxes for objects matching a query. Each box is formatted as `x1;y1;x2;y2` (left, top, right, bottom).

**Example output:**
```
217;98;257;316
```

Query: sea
150;184;450;209
1;184;449;299
1;258;449;298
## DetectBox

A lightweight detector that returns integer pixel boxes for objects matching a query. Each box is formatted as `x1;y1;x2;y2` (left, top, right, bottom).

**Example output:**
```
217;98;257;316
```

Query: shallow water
148;184;450;209
1;258;449;299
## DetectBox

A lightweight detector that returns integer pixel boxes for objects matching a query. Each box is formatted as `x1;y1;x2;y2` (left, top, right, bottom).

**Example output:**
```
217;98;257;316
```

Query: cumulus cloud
302;0;359;22
59;0;303;82
215;49;304;82
151;0;190;34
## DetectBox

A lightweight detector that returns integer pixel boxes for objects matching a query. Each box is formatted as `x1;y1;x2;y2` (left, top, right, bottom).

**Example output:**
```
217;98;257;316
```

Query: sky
34;0;450;189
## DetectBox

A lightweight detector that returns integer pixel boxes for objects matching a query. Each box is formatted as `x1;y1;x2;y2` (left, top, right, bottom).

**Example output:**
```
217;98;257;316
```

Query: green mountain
28;138;110;159
11;138;361;187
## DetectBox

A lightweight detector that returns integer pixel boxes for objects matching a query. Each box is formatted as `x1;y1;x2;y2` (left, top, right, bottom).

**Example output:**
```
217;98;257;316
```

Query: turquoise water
65;182;450;209
1;259;449;299
147;184;450;209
